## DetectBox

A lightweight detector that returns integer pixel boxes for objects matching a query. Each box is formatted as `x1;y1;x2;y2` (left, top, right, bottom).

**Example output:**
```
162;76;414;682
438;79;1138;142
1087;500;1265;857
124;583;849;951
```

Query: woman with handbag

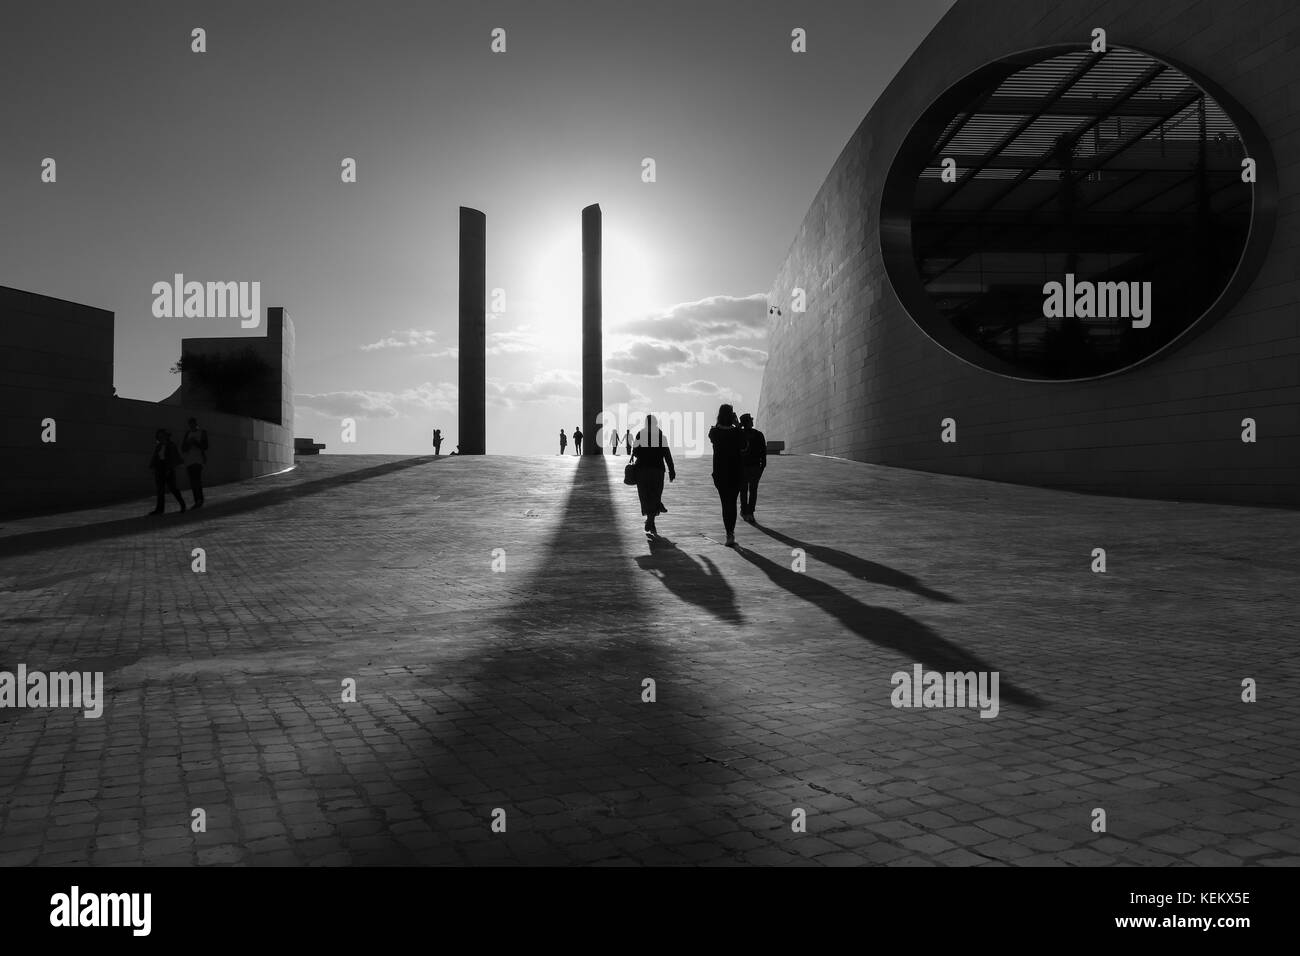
628;414;676;535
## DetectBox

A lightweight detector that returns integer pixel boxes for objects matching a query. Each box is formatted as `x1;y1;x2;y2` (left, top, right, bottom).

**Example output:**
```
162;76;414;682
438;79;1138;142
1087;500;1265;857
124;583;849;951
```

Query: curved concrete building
757;0;1299;505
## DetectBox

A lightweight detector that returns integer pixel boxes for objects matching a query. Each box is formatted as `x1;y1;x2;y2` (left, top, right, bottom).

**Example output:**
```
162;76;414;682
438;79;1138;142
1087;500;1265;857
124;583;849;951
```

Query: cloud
486;369;581;406
616;294;768;343
486;327;541;355
296;391;401;419
603;377;651;408
606;341;692;377
420;346;459;359
296;381;457;419
361;329;441;351
481;371;650;409
704;345;768;369
411;327;538;359
665;379;742;402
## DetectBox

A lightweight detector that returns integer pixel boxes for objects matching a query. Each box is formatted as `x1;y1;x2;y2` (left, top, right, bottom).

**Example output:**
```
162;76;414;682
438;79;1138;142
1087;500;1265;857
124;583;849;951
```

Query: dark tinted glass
904;49;1253;380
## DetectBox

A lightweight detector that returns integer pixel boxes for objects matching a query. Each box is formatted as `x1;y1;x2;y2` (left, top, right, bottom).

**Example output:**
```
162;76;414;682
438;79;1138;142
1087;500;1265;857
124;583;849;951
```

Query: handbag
623;457;638;485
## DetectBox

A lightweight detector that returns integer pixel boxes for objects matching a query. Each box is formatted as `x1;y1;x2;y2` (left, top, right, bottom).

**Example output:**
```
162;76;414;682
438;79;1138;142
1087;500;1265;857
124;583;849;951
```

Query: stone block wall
757;0;1300;505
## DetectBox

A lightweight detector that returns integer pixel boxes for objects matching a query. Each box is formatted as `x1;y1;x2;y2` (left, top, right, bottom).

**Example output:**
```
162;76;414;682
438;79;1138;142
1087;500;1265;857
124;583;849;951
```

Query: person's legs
649;471;664;529
637;471;664;530
187;464;204;506
636;472;652;514
742;466;761;517
715;477;739;538
152;471;165;513
167;471;186;511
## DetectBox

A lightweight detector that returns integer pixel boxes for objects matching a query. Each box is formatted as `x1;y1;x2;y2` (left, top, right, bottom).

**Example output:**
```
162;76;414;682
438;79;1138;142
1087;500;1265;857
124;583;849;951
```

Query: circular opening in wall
880;45;1275;381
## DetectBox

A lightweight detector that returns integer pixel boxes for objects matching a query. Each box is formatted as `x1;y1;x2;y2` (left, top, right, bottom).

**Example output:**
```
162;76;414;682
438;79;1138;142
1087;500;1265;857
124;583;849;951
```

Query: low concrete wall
0;393;293;516
0;287;296;518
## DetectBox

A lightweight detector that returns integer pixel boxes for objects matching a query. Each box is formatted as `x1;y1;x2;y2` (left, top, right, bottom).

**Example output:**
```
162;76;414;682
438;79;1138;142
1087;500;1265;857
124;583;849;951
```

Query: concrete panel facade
0;288;114;396
756;0;1300;505
0;287;295;518
163;307;295;426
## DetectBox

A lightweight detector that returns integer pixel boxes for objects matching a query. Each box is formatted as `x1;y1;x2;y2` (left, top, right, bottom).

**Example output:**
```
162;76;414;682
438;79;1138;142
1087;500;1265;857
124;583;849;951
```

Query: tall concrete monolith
582;203;602;456
458;206;486;455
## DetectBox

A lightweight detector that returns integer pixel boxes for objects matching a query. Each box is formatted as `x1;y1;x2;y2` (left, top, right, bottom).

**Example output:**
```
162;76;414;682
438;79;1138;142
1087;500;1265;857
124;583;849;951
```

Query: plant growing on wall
170;347;273;414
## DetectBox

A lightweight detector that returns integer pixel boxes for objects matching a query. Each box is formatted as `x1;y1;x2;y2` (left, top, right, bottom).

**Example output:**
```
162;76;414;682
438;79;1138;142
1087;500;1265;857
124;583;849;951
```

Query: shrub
171;347;273;413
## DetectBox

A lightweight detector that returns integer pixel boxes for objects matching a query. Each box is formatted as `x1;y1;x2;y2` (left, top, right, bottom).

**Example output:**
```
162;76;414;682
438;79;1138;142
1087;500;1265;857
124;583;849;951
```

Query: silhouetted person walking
559;429;567;454
180;417;208;509
624;429;632;454
630;415;675;535
573;426;583;454
611;429;621;455
148;428;186;515
432;428;443;455
739;412;767;521
709;404;744;546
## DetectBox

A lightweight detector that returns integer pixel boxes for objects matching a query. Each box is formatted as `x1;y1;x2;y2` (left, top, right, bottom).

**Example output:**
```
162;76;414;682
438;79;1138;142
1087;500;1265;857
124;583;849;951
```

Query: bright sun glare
530;223;655;342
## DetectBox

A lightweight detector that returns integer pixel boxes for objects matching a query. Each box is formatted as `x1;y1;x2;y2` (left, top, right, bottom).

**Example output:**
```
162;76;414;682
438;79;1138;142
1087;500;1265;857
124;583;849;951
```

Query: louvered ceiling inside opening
901;47;1253;380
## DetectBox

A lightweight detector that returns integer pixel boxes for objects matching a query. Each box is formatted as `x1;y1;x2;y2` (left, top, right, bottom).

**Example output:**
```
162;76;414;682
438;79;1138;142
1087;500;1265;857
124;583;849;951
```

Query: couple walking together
629;404;767;545
148;417;209;515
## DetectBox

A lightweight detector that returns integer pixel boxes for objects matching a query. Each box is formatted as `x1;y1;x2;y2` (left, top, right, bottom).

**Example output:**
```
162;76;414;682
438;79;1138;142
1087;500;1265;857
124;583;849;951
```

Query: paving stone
0;453;1295;867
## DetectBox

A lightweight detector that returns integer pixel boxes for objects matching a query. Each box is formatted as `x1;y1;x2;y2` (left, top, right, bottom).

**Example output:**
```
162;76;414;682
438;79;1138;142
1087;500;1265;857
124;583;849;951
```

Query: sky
1;0;956;456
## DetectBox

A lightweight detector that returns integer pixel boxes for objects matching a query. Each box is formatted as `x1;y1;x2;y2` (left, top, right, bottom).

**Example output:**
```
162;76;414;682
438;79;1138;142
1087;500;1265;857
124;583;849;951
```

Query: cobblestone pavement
1;453;1297;866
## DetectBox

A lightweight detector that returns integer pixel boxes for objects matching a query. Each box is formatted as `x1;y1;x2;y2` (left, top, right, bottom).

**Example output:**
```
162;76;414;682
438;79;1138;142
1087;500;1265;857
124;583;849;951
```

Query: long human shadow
753;521;957;603
0;456;439;560
634;535;743;624
736;545;1041;709
402;457;740;864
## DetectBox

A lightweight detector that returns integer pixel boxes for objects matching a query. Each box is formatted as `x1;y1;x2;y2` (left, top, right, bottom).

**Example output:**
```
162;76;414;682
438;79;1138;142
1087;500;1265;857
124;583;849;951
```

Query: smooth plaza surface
0;454;1297;866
